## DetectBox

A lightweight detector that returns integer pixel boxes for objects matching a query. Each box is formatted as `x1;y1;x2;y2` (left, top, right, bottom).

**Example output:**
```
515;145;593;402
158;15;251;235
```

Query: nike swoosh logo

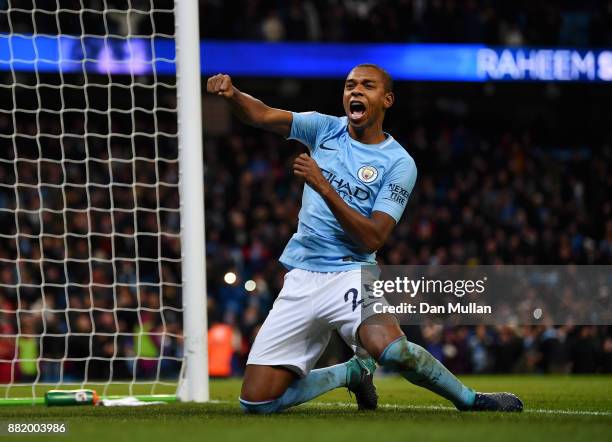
319;143;335;151
361;301;377;310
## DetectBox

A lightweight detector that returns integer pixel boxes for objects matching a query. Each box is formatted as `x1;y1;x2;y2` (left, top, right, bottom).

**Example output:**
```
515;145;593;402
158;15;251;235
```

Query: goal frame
174;0;209;403
0;0;209;405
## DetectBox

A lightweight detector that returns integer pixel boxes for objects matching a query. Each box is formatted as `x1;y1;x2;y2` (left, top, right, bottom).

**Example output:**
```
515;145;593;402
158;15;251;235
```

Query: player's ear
383;91;395;110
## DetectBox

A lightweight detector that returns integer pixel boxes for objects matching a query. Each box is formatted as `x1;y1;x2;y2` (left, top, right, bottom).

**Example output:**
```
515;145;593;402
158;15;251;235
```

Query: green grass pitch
0;375;610;442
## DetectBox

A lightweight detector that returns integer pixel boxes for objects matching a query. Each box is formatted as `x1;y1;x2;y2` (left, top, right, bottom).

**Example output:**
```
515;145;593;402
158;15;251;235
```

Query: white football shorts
246;268;383;377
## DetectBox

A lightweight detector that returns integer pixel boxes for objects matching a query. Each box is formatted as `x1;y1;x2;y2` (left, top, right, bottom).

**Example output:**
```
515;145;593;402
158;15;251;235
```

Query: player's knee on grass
240;365;296;403
239;397;282;414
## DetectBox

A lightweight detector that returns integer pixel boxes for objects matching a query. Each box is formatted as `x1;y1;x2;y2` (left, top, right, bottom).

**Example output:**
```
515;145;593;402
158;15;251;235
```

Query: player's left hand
293;153;330;195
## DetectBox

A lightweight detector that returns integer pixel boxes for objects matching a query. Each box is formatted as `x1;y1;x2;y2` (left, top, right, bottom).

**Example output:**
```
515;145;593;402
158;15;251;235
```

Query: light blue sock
239;362;348;414
379;336;475;409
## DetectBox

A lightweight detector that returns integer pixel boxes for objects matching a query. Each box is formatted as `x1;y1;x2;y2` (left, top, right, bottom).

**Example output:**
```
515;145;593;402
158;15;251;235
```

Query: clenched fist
206;74;234;98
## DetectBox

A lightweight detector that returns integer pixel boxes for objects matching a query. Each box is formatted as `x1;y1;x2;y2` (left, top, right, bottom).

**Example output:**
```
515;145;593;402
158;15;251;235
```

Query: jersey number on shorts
344;288;362;311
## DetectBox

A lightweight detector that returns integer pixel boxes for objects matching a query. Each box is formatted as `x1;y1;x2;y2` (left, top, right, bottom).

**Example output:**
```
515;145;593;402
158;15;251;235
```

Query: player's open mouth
349;101;366;120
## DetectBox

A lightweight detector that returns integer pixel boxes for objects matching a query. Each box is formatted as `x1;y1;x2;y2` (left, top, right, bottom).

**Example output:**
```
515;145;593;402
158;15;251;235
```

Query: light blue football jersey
279;111;417;272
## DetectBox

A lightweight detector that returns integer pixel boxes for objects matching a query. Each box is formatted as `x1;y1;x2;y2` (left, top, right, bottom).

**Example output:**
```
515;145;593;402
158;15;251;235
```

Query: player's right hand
206;74;234;98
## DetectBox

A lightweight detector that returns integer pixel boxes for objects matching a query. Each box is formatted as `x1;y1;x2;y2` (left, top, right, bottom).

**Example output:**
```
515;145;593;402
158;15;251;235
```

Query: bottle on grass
45;389;100;406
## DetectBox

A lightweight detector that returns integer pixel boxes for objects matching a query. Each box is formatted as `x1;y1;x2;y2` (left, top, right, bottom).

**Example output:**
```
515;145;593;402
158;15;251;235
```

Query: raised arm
206;74;293;137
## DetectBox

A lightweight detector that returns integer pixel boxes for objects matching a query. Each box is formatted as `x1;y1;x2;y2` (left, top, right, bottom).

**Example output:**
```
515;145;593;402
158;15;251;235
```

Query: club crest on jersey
357;166;378;183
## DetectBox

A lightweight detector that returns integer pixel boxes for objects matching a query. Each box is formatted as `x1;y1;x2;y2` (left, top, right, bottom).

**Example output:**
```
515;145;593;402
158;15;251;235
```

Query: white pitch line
308;401;612;417
209;399;611;417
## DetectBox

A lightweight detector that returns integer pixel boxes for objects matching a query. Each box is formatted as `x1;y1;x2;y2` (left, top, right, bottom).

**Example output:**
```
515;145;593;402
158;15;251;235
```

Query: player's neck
348;123;386;145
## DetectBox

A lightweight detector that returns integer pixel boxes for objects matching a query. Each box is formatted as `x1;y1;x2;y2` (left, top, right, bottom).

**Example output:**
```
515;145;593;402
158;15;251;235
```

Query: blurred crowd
0;75;184;383
201;0;612;47
0;78;611;383
202;108;612;376
2;1;612;47
402;324;611;375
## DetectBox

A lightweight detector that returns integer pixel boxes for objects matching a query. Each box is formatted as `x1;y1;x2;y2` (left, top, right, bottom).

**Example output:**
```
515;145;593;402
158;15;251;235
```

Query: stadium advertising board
1;35;611;82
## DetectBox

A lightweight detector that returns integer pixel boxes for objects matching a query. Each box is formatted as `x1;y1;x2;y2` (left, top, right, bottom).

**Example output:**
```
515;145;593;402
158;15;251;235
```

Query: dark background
0;1;610;384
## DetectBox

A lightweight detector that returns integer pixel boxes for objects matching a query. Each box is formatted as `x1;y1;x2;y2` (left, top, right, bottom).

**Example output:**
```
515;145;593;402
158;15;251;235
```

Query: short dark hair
352;63;394;93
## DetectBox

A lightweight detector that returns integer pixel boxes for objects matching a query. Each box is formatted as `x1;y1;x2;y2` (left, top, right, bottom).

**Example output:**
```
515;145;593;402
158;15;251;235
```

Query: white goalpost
175;0;208;403
0;0;208;403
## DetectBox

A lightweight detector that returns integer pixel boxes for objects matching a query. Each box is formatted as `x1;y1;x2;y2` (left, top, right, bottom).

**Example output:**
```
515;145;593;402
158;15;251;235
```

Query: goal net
0;1;207;402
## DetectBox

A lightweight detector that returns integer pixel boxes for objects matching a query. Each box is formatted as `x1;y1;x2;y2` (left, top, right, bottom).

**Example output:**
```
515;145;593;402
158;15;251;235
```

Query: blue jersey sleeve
288;112;339;153
372;157;417;223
